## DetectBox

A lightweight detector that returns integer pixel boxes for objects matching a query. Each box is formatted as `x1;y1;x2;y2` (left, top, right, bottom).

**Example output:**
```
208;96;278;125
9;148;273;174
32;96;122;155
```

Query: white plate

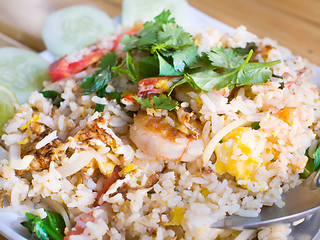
1;5;320;240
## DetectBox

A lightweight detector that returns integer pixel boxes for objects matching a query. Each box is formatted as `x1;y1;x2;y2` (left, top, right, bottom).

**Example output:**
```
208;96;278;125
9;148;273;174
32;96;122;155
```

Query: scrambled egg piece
164;207;185;226
215;127;267;191
275;107;296;126
154;79;170;91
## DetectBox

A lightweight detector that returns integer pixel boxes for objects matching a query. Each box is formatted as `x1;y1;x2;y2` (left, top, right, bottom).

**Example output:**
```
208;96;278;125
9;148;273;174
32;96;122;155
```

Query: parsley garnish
234;42;257;55
21;210;66;240
40;90;64;107
251;121;260;130
80;52;139;112
279;81;285;89
122;10;199;76
81;52;117;112
80;11;280;112
81;52;117;95
174;49;280;92
133;94;178;110
300;145;320;179
207;46;249;69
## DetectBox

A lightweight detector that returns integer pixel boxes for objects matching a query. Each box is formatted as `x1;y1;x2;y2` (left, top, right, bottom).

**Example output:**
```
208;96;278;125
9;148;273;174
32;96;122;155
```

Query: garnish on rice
1;5;318;240
21;210;66;240
300;145;320;179
78;10;280;112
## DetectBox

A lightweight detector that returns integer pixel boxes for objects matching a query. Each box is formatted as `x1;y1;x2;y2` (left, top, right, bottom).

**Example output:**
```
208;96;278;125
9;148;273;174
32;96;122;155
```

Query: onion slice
202;119;249;164
56;150;95;178
42;198;72;230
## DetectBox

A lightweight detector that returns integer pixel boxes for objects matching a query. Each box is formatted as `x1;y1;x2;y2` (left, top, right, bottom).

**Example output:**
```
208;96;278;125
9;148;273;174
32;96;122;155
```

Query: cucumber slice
0;84;17;135
42;5;115;57
122;0;191;28
0;47;50;104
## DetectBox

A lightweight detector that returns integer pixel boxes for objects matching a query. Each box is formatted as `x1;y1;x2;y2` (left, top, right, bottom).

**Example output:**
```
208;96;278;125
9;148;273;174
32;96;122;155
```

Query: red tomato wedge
47;58;70;81
48;49;105;81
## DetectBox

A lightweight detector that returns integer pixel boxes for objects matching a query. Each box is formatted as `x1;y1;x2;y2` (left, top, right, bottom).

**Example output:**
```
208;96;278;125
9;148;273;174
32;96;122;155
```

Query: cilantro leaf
172;46;199;72
107;91;122;104
157;23;193;51
125;52;139;81
43;210;66;240
168;78;187;95
21;210;66;240
80;52;138;112
207;46;247;69
154;9;175;24
81;52;116;95
40;90;60;100
184;70;220;92
133;94;178;110
123;10;194;56
300;148;316;179
251;121;260;130
279;81;285;89
184;51;280;92
234;42;257;55
40;90;64;107
157;53;182;76
300;145;320;179
124;20;162;51
132;96;153;108
138;55;159;78
98;51;117;69
153;94;178;110
236;62;274;86
95;87;106;112
313;144;320;170
21;213;49;240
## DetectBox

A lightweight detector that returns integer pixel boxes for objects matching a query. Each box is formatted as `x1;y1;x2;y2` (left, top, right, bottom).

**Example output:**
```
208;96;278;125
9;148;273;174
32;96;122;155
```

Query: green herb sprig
81;10;280;112
171;48;280;93
300;145;320;179
133;94;178;110
122;10;199;77
80;52;138;112
40;90;64;107
21;210;66;240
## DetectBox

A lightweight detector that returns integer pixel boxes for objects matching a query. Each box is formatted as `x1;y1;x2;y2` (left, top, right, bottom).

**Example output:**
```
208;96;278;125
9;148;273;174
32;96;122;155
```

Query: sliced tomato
48;58;70;81
95;166;121;206
48;49;105;81
68;49;104;74
111;29;140;51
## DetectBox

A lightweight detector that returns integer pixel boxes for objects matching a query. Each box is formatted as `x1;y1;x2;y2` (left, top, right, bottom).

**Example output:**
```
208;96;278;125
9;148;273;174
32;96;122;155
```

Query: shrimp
129;111;204;162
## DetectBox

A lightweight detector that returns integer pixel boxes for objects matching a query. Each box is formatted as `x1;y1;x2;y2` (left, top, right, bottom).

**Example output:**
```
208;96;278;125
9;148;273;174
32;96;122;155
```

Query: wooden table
0;0;319;239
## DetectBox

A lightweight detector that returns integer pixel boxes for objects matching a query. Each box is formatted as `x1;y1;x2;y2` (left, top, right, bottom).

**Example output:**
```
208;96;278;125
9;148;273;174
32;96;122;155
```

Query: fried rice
0;23;319;240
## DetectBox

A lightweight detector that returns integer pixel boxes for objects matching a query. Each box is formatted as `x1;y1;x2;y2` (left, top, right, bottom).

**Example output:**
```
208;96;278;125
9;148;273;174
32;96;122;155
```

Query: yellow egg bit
214;127;268;192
